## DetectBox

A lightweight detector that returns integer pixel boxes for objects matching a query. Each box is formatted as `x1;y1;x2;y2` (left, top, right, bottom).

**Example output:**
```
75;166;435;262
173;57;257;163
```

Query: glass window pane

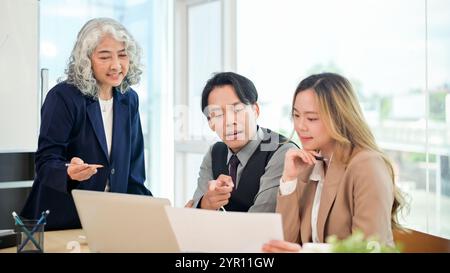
182;153;204;204
187;1;222;140
427;0;450;238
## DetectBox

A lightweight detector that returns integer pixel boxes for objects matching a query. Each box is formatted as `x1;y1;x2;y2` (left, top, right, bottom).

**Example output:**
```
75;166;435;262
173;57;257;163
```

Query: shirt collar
310;161;325;182
226;126;264;167
310;151;327;182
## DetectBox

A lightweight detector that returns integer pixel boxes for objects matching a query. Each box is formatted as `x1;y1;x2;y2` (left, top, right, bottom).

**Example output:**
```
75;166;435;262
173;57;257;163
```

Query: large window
236;0;450;238
40;0;173;198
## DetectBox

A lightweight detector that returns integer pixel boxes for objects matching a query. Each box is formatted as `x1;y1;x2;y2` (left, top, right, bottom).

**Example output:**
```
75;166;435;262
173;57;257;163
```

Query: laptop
72;189;180;253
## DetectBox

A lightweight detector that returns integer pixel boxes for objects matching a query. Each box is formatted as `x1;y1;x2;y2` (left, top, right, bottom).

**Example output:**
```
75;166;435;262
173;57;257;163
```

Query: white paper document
165;207;284;253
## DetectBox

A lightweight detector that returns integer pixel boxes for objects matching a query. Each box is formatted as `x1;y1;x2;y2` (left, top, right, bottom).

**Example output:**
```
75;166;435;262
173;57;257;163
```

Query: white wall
0;0;39;152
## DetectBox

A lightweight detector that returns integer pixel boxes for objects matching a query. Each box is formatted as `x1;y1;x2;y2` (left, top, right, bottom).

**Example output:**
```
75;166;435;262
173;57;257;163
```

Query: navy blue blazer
21;82;152;230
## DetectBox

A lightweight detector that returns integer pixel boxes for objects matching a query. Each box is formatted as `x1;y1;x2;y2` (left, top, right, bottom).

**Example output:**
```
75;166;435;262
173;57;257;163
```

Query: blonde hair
292;72;404;229
63;17;143;98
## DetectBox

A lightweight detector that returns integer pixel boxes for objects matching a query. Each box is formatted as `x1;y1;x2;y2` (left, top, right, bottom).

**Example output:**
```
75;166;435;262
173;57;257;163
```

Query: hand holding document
165;207;284;253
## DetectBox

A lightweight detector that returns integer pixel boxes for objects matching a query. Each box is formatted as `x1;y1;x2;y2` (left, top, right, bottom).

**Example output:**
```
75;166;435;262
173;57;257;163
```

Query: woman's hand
262;240;301;253
67;157;103;181
282;149;319;182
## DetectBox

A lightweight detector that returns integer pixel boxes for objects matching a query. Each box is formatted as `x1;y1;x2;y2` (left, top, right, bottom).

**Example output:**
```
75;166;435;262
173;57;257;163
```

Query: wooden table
0;229;90;253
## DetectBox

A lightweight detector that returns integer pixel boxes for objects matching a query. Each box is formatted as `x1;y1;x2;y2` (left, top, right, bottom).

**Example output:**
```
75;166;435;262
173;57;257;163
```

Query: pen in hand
66;157;103;181
65;163;104;168
314;155;330;162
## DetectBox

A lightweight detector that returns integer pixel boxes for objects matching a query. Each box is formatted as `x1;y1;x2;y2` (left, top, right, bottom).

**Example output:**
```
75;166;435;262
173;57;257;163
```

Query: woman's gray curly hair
64;17;143;98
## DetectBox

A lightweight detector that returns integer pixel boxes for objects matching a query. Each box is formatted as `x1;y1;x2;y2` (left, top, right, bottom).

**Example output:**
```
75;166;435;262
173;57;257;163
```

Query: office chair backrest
393;228;450;253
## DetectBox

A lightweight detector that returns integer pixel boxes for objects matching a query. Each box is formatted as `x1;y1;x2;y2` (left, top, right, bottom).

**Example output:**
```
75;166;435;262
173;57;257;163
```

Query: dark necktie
228;154;240;185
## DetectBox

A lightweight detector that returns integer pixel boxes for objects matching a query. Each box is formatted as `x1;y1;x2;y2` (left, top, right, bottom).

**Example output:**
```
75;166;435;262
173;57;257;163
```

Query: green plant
326;230;402;253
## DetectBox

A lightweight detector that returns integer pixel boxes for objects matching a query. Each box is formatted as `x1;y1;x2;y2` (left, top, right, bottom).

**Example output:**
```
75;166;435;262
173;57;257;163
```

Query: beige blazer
277;148;395;246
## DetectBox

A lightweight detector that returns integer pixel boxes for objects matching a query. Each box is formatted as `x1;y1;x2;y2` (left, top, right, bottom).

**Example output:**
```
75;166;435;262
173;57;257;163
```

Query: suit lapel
86;98;109;161
110;89;129;163
317;158;346;242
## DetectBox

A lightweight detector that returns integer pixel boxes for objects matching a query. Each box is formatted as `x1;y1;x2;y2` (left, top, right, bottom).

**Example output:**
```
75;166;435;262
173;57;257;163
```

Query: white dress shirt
99;97;113;191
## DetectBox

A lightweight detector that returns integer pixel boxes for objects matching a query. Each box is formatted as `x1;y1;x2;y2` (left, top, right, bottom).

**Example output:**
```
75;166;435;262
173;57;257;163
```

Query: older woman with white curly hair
22;18;152;230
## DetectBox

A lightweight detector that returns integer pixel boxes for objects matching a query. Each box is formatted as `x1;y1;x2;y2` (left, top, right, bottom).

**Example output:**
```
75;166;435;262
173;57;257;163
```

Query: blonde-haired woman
22;18;152;230
262;73;403;252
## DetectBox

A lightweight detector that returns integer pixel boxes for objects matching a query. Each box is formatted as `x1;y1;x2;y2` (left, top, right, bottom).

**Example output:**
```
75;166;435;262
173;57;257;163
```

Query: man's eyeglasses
207;103;247;121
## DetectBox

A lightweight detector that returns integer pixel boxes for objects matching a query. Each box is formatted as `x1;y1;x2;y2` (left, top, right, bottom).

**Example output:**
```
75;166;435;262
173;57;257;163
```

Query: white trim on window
146;0;175;204
173;0;237;206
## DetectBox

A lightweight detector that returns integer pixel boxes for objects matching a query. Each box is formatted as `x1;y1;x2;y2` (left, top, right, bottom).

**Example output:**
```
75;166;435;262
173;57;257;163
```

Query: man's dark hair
201;72;258;116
